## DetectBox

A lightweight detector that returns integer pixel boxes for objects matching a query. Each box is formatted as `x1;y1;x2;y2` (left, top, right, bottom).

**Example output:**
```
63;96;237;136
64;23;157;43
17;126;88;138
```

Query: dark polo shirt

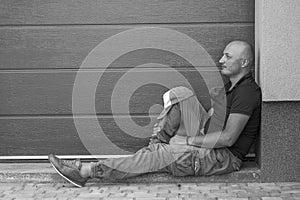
225;73;262;160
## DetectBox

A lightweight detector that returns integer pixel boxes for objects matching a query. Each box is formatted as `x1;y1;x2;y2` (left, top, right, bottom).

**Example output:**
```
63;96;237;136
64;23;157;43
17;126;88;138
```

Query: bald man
49;41;261;187
180;41;261;152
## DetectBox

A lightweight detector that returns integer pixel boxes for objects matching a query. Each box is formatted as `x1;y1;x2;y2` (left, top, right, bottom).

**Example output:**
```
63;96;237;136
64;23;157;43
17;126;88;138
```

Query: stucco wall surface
257;0;300;101
260;102;300;182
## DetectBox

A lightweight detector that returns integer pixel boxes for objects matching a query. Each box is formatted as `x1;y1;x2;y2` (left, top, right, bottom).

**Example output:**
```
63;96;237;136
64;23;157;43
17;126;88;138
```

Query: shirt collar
226;72;253;94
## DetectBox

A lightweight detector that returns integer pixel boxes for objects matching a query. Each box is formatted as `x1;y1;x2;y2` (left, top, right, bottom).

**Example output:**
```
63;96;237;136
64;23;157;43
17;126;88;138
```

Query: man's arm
187;113;250;148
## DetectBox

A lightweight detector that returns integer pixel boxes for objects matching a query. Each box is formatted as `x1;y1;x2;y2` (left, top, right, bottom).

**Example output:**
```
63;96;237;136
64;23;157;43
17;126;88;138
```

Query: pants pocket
171;152;194;177
203;148;237;176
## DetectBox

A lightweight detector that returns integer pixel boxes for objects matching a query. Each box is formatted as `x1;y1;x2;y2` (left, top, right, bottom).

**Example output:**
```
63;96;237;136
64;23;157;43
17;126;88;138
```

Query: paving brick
236;190;268;198
260;183;277;186
282;190;300;194
188;197;216;200
264;189;281;194
33;193;58;199
108;192;127;198
260;186;282;191
157;192;182;198
285;198;300;200
77;192;109;198
103;186;121;191
103;198;134;200
188;193;210;199
119;189;134;193
281;186;300;191
198;183;227;186
293;193;300;197
118;186;140;191
230;183;248;187
276;182;300;186
1;190;15;195
179;183;198;188
148;187;171;193
269;192;293;198
50;193;79;199
247;183;263;187
0;185;15;191
229;189;248;193
245;189;270;196
189;188;206;194
220;186;241;190
248;197;261;200
198;185;221;191
207;192;237;198
173;191;200;195
291;185;300;190
140;183;177;189
217;198;248;200
6;193;37;199
126;191;157;198
210;189;228;193
135;198;165;200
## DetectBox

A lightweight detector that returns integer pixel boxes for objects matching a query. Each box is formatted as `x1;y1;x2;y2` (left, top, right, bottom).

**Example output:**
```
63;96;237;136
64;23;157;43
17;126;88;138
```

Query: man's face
219;44;244;77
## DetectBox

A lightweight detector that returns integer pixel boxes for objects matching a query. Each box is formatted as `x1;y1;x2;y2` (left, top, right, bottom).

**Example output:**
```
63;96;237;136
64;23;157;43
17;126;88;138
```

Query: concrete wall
256;0;300;181
257;0;300;101
260;102;300;182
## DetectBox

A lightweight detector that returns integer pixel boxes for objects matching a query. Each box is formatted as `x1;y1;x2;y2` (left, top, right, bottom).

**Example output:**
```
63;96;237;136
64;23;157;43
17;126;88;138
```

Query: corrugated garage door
0;0;254;159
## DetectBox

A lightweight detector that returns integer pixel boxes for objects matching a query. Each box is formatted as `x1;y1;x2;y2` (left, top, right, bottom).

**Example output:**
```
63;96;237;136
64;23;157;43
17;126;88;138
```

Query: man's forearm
188;131;230;148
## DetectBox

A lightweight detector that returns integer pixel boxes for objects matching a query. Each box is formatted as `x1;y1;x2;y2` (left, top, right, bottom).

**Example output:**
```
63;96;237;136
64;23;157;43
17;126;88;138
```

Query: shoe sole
49;161;83;188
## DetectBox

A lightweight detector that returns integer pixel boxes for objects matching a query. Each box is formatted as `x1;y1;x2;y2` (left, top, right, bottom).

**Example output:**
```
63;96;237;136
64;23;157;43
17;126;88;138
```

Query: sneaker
48;154;88;187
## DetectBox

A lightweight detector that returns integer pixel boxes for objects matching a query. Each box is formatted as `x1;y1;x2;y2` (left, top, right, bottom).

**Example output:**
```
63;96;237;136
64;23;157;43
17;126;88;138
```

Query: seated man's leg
198;147;242;176
166;147;242;177
90;143;178;180
154;103;181;143
180;96;210;136
155;97;210;143
49;143;192;187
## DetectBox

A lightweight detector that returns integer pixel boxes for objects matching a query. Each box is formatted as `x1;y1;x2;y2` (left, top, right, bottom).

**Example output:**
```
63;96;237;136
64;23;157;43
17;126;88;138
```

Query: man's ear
241;59;250;68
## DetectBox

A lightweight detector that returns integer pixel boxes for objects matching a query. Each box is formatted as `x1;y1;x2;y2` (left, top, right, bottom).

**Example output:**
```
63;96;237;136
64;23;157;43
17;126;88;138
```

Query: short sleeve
230;86;260;116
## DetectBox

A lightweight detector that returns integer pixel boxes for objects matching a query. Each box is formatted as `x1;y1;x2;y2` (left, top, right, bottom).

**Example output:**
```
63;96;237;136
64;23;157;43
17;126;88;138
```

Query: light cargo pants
90;103;242;179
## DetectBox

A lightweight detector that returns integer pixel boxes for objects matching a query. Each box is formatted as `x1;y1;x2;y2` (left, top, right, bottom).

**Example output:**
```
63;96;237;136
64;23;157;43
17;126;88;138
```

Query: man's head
219;41;254;78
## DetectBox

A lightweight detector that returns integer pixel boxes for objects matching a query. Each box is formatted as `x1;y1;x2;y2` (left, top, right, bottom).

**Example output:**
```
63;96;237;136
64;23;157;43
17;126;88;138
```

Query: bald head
226;41;254;68
219;41;254;78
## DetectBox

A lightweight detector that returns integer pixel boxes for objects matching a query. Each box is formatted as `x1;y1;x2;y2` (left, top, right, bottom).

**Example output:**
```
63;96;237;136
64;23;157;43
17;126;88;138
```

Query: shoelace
62;159;80;170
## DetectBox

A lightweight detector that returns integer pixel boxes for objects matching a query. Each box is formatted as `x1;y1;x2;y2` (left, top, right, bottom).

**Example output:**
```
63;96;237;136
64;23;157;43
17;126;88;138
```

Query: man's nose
219;55;225;63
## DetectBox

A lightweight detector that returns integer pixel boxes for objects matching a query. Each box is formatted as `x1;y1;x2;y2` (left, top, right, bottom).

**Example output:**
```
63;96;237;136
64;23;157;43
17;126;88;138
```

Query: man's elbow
222;135;236;147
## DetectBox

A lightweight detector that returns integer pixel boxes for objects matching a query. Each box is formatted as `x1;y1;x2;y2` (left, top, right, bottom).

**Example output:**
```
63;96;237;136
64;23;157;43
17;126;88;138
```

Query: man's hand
209;86;224;98
149;137;161;145
152;123;161;135
169;136;187;145
149;123;162;145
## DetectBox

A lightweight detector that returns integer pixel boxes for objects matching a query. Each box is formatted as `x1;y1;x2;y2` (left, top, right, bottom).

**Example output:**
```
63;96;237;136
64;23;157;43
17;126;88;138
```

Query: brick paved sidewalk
0;182;299;200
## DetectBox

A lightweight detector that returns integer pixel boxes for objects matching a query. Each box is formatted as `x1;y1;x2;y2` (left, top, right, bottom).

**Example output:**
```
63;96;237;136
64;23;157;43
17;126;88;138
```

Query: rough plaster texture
260;102;300;182
258;0;300;101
